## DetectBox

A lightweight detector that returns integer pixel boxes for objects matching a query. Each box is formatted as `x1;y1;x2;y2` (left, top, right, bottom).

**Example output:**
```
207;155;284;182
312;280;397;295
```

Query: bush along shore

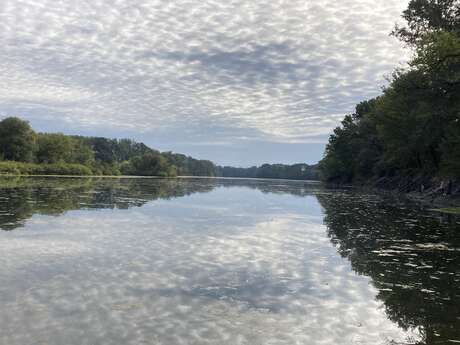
0;161;93;176
319;0;460;206
0;117;215;177
0;116;319;180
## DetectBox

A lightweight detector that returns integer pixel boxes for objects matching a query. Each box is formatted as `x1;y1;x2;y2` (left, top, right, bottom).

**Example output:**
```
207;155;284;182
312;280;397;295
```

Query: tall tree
124;152;177;177
320;0;460;185
393;0;460;45
0;117;36;162
36;133;74;164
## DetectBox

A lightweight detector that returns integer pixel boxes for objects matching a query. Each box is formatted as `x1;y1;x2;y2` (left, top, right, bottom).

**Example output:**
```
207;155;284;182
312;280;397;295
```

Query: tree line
0;116;319;180
0;117;216;177
216;163;318;180
319;0;460;190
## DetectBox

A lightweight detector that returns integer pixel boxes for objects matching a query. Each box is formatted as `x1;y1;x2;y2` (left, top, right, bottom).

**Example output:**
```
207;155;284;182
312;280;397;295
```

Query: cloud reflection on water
0;178;419;345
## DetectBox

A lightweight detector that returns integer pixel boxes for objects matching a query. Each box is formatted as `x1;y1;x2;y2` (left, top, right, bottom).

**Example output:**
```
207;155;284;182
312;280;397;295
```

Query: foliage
122;152;177;177
70;140;95;166
217;163;319;180
36;133;75;164
320;0;460;184
0;117;36;162
162;152;216;176
0;118;318;180
392;0;460;45
0;118;191;177
0;161;92;176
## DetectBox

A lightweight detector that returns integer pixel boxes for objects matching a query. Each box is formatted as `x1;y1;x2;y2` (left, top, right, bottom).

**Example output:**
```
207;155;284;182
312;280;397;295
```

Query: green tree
70;140;95;166
319;114;362;182
393;0;460;45
163;152;217;176
36;133;74;164
126;152;176;177
375;70;442;175
320;0;460;184
0;117;36;162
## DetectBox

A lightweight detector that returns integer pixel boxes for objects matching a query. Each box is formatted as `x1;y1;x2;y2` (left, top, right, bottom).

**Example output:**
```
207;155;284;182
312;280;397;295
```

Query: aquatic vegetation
431;207;460;215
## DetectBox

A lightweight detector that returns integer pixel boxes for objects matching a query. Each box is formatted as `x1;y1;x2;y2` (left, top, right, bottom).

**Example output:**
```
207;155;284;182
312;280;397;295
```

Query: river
0;177;458;345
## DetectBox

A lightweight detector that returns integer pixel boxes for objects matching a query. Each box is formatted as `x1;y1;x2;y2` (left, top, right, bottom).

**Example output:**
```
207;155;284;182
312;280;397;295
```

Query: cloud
0;0;410;162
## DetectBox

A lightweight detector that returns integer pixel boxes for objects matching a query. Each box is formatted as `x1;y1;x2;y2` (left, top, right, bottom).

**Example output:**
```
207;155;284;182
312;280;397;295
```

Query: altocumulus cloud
0;0;409;165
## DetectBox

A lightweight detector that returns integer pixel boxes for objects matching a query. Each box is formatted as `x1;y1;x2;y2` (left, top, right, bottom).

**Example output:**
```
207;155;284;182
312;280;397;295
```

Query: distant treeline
216;164;318;180
319;0;460;188
0;117;319;180
0;117;215;177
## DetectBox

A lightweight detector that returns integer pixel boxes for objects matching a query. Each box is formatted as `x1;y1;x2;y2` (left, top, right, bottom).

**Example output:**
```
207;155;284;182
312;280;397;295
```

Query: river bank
327;176;460;213
374;176;460;209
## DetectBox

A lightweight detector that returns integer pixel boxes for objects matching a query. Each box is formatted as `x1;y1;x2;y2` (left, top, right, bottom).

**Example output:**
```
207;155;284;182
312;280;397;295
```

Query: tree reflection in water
0;177;218;231
0;177;321;231
1;177;459;344
317;192;460;345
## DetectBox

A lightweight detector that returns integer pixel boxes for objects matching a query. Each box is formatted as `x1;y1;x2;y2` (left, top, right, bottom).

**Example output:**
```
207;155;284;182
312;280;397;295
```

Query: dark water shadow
317;191;460;345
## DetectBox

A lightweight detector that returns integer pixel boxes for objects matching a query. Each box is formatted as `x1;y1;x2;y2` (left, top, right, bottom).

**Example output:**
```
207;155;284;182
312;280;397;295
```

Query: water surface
0;177;459;345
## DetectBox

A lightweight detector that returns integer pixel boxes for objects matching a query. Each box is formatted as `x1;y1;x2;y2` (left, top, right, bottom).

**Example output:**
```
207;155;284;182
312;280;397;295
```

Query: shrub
0;161;93;176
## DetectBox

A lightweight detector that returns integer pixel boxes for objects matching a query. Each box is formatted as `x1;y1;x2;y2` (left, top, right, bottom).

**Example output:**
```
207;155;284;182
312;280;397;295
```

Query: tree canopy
393;0;460;45
320;0;460;188
0;117;217;177
216;163;318;180
0;117;318;180
0;117;36;162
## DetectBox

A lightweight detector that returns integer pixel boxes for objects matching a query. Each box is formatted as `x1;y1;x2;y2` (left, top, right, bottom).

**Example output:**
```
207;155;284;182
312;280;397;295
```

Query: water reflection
0;177;459;344
317;192;460;344
0;176;218;231
0;176;322;231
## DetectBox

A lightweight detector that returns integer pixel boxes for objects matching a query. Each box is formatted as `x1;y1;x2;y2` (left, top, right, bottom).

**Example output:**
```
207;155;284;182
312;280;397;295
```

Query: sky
0;0;410;167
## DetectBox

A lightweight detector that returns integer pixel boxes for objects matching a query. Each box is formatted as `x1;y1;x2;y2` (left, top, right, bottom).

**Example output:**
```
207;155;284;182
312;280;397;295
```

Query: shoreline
325;181;460;213
0;174;322;183
2;174;458;212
